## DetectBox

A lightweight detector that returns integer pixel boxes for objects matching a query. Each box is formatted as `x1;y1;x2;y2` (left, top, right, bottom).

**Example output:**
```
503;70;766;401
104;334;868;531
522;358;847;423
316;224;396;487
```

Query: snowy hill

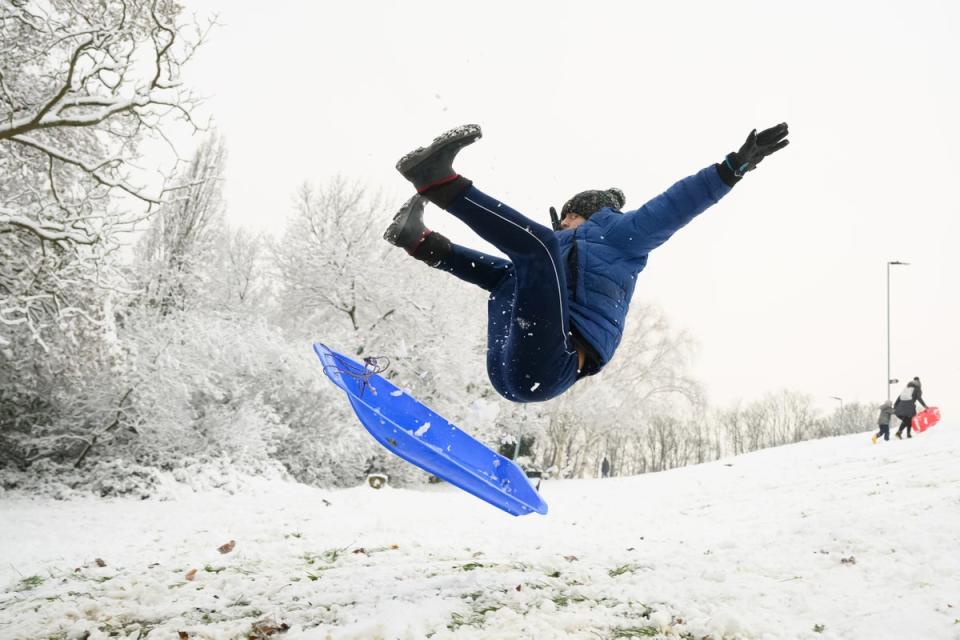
1;425;958;640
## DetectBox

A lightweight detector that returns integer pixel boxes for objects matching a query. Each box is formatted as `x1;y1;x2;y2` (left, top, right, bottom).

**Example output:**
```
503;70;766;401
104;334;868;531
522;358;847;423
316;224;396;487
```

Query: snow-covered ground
2;425;958;640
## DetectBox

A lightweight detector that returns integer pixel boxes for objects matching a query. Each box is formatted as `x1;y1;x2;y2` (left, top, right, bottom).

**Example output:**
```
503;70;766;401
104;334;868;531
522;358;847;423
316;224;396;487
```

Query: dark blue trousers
433;186;579;402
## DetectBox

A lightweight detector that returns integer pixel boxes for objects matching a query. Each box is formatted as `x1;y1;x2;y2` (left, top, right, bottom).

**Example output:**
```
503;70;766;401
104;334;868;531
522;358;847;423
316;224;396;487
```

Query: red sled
912;407;941;433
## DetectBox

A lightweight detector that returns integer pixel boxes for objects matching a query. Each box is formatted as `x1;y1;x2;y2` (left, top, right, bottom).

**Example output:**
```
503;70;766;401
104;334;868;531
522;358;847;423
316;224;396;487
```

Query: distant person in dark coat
872;400;893;444
601;457;611;478
894;377;928;439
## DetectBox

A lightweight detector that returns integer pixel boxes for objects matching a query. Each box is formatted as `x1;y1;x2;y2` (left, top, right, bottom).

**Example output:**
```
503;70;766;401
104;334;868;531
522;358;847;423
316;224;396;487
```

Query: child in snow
894;377;928;439
873;400;893;443
386;123;788;403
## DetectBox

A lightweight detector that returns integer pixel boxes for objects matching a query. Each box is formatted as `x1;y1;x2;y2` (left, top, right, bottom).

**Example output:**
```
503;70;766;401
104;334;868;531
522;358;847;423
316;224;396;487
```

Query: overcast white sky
177;0;958;420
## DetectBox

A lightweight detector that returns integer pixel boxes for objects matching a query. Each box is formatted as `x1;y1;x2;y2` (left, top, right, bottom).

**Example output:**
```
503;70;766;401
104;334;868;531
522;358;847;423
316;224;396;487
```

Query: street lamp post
886;261;910;401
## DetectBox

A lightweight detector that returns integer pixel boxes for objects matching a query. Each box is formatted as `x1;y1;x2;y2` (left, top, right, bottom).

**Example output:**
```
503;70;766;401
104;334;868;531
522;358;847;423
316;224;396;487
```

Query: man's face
560;212;586;230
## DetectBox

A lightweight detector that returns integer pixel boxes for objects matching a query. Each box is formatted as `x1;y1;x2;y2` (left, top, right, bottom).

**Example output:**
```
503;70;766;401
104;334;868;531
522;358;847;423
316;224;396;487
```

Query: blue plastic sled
313;343;547;516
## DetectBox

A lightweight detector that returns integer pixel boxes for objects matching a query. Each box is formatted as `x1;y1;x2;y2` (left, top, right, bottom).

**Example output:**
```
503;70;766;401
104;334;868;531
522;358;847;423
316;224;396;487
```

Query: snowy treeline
0;1;876;496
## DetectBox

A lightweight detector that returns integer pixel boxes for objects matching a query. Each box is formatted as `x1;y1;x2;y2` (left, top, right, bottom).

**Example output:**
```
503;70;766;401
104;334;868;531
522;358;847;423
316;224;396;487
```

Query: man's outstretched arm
613;123;790;256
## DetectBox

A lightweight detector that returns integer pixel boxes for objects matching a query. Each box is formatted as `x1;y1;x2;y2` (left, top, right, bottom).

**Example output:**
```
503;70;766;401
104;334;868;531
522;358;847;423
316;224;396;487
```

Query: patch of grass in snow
60;567;111;585
302;548;344;565
298;550;344;581
446;589;519;630
447;612;472;630
15;575;44;591
92;618;180;640
447;605;502;631
321;548;344;563
225;598;266;619
358;544;400;555
608;563;643;577
457;562;487;571
813;623;826;633
203;564;226;574
133;625;156;639
610;614;696;640
97;621;151;639
609;626;660;638
551;593;588;607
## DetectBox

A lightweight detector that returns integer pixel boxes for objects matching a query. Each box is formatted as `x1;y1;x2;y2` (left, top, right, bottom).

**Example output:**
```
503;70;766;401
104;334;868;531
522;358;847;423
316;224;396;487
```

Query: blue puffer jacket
557;164;731;368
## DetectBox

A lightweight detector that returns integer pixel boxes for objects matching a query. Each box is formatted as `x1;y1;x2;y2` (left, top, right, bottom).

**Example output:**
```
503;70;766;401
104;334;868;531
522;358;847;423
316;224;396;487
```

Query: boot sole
396;124;482;175
383;195;426;246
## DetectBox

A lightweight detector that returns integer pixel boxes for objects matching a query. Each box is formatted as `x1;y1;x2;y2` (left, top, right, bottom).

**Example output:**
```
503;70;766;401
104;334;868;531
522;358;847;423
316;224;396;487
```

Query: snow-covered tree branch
1;0;212;213
0;0;213;344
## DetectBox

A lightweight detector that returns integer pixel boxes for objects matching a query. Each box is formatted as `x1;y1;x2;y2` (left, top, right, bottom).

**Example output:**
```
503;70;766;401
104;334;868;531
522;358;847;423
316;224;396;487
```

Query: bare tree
686;407;712;465
274;177;397;352
0;0;213;342
529;301;707;478
541;407;582;476
272;177;491;421
717;402;745;456
136;133;226;313
215;226;267;308
825;401;875;437
601;302;704;409
742;401;770;452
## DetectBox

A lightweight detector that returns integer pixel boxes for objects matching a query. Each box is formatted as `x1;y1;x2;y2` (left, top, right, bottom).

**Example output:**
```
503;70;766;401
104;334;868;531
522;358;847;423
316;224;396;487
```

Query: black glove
549;206;561;231
718;122;789;186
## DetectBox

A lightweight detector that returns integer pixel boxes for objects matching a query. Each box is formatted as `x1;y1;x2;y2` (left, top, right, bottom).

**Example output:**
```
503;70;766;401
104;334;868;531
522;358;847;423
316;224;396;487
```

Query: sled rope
323;353;391;397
